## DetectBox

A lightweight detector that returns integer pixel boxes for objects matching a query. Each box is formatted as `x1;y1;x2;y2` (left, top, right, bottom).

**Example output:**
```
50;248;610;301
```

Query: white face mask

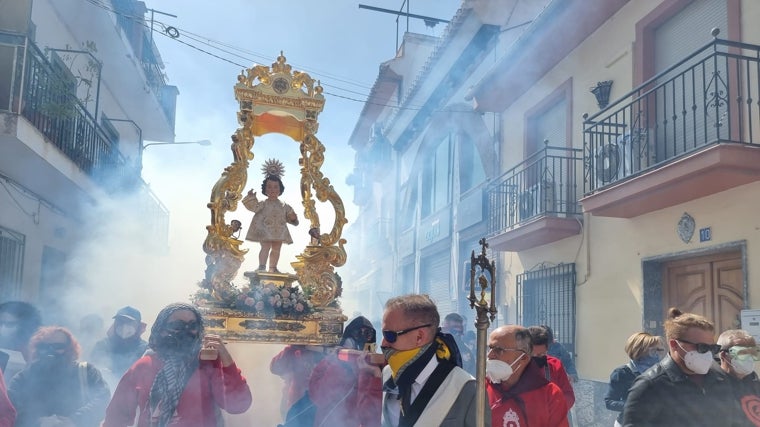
116;324;137;339
678;342;714;374
486;353;525;384
731;358;756;377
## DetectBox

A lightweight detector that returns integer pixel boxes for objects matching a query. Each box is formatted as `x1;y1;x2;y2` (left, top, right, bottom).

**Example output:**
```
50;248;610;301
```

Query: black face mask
158;330;198;354
33;352;68;371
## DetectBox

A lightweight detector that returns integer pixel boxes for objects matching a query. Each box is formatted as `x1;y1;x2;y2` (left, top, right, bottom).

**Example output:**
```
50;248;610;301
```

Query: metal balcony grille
0;226;25;300
585;35;760;192
486;145;582;235
516;263;576;355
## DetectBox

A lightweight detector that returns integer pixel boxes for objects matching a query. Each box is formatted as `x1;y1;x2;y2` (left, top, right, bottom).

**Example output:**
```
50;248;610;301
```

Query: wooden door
664;252;743;333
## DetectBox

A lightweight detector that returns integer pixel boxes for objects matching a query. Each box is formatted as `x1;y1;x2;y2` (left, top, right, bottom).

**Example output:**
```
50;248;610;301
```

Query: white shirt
385;355;439;427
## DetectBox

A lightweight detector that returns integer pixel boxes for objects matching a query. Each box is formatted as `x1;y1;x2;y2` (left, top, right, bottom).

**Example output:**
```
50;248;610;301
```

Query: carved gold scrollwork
202;52;347;312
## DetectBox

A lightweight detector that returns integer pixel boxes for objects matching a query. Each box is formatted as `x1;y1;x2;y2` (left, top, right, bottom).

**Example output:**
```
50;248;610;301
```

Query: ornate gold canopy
198;53;348;344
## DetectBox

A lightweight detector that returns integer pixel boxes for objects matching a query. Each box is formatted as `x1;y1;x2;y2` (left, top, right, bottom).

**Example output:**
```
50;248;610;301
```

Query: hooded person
295;316;383;427
89;306;148;388
103;302;252;427
341;316;377;351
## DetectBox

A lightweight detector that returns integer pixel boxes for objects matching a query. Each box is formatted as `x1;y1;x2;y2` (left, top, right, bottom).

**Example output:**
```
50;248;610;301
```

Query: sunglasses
725;346;760;361
677;339;721;355
382;324;431;343
37;342;68;352
166;320;200;332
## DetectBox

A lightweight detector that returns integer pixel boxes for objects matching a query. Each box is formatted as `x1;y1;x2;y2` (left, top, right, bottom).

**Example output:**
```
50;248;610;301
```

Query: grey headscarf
147;302;204;427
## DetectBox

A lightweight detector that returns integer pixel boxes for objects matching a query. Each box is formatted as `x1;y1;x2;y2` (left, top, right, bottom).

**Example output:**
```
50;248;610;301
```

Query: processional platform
195;52;348;346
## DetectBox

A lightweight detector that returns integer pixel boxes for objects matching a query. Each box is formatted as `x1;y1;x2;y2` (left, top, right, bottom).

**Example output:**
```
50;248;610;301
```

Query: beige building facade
348;0;760;424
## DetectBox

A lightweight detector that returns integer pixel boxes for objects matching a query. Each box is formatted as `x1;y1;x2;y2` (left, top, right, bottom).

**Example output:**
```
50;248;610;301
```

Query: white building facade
0;0;176;323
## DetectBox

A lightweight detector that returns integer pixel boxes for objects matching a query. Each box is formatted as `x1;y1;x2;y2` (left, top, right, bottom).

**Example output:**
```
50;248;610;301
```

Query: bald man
486;325;568;427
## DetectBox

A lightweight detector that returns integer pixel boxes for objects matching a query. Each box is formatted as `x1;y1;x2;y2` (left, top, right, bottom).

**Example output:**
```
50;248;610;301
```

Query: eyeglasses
677;339;721;355
382;324;431;343
725;345;760;361
487;345;526;356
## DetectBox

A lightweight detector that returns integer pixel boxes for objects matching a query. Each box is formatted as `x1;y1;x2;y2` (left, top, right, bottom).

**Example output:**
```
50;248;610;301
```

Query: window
421;134;452;217
101;116;121;146
0;226;25;300
516;263;576;355
458;134;486;193
527;97;567;157
398;181;417;231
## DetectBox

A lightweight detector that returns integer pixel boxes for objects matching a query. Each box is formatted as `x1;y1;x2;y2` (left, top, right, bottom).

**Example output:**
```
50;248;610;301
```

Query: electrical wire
0;178;40;224
79;0;480;114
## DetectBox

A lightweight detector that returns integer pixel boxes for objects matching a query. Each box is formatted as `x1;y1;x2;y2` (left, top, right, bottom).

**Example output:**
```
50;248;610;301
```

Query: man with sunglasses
717;329;760;427
380;294;484;427
622;308;739;427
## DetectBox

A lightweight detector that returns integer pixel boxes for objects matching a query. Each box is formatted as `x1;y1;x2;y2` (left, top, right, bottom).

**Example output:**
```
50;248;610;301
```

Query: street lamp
142;139;212;151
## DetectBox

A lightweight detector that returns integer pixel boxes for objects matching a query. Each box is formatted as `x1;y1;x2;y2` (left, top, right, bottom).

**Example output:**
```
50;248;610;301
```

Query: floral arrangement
234;282;313;318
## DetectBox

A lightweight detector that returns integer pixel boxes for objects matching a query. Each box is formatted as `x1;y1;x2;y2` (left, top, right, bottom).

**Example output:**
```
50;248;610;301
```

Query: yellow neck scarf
387;347;423;379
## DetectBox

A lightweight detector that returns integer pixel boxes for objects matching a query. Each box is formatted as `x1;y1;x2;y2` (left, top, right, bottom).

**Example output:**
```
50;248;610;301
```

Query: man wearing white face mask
717;329;760;427
486;325;569;427
90;306;148;388
622;308;739;427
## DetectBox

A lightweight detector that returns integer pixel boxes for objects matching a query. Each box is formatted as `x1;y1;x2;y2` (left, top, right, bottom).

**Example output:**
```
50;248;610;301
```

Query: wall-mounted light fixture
590;80;613;109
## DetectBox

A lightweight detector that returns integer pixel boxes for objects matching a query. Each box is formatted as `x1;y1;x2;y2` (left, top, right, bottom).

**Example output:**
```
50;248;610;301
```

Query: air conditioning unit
518;180;556;221
594;129;655;188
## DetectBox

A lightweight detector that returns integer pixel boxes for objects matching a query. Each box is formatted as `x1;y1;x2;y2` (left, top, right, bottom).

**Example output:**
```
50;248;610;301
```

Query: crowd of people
0;295;758;427
0;301;252;427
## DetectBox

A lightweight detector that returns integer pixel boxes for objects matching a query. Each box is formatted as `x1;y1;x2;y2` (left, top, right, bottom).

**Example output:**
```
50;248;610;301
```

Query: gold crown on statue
261;158;285;178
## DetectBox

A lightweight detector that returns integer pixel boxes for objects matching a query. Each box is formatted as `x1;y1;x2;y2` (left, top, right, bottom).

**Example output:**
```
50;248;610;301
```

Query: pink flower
244;297;255;306
281;289;291;298
295;303;304;312
255;301;265;311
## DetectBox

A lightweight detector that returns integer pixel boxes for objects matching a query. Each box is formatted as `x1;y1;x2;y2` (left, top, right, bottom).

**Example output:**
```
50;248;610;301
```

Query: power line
80;0;477;113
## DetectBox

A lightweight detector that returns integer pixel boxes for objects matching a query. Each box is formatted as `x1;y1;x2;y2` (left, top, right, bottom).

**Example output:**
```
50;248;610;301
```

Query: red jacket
0;369;15;427
270;345;325;411
103;353;252;427
308;354;382;427
536;355;575;409
487;360;569;427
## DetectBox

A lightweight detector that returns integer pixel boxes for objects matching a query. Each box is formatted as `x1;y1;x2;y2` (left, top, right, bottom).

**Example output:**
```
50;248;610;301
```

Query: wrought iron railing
0;32;137;190
485;145;583;235
584;33;760;192
113;0;172;121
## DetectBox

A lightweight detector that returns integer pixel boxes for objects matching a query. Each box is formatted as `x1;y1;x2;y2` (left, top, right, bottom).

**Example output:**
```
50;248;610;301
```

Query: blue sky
136;1;461;305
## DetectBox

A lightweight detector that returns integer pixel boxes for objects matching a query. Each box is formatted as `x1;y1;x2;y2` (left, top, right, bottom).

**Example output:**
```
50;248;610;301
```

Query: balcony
0;32;142;212
46;0;177;141
486;145;583;252
582;35;760;218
